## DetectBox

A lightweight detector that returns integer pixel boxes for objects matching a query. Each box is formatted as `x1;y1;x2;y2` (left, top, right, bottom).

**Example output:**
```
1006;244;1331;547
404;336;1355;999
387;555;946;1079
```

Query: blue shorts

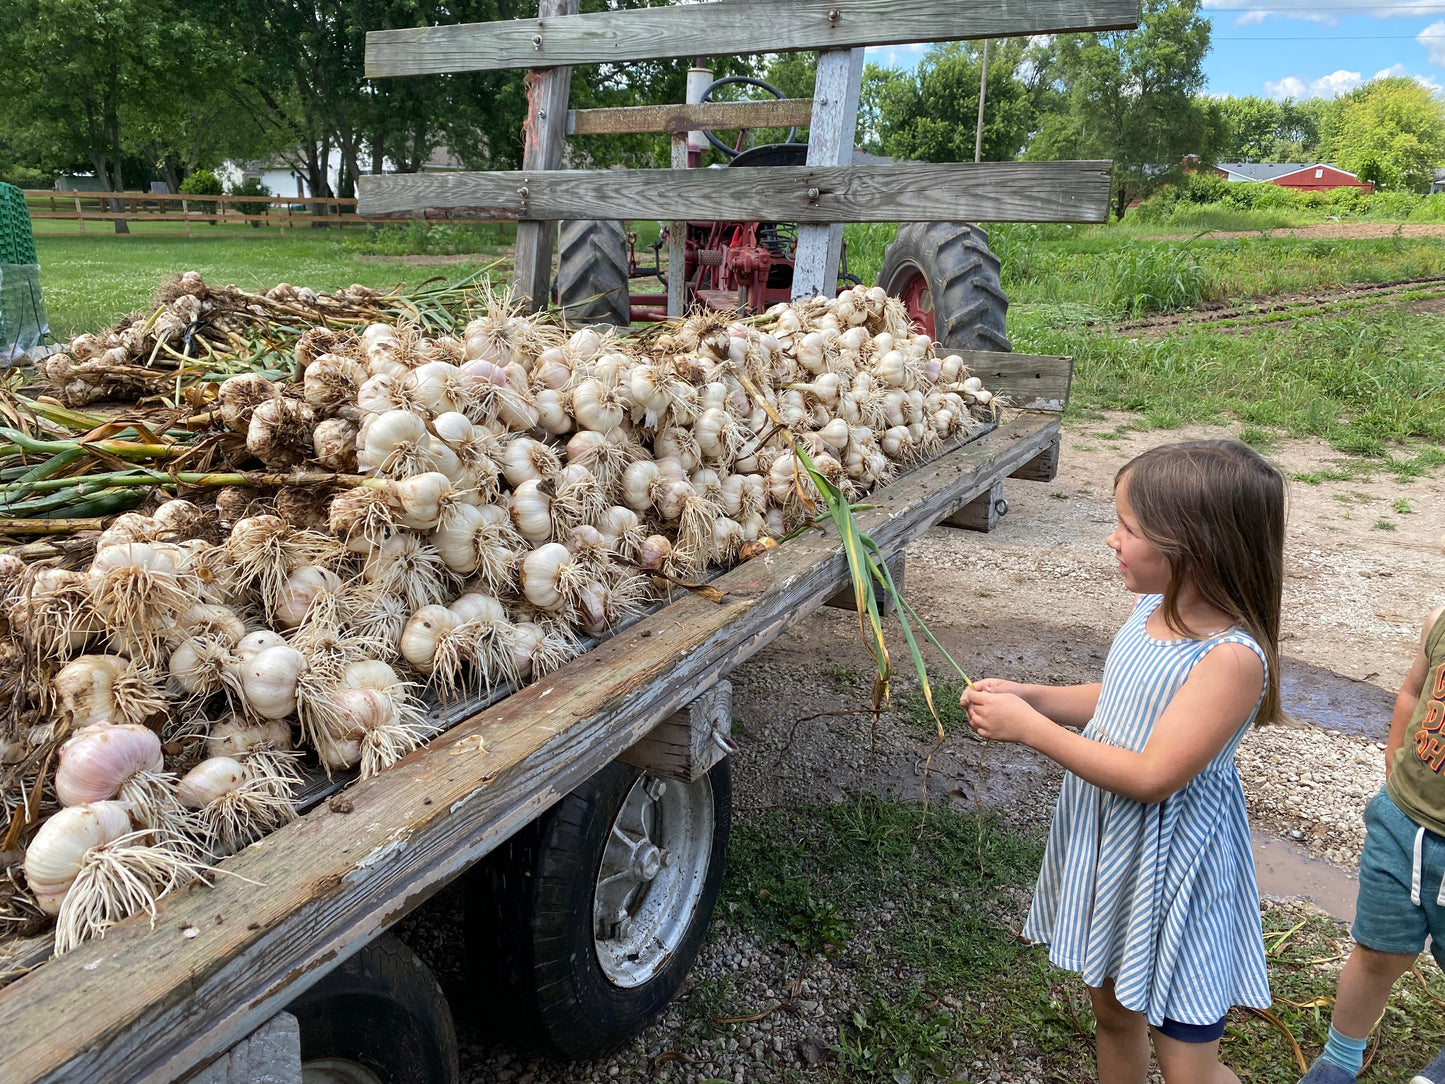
1352;788;1445;969
1154;1016;1227;1043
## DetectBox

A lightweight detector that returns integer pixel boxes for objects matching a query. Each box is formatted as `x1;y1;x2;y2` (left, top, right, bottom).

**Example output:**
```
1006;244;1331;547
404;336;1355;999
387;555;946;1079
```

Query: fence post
74;195;85;235
791;47;865;300
668;133;687;318
182;199;192;238
512;0;579;313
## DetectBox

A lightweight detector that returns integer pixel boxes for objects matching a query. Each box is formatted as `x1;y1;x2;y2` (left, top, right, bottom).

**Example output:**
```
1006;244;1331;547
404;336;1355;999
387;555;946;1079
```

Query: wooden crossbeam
0;412;1063;1084
366;0;1141;77
568;98;815;136
357;161;1113;224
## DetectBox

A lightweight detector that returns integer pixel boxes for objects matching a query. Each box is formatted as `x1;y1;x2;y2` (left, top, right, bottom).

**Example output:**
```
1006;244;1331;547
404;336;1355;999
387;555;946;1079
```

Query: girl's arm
964;642;1264;805
1384;606;1442;778
968;679;1102;729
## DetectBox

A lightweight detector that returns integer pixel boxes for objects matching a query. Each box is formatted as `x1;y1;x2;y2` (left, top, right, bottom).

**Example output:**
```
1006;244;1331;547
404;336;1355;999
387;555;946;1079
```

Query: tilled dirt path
1142;221;1445;243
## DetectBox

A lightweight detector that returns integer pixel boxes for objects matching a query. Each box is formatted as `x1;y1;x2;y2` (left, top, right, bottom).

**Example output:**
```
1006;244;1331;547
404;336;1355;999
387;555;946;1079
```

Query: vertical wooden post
512;0;579;313
182;199;192;238
791;46;864;300
74;195;85;235
974;38;990;163
668;132;687;318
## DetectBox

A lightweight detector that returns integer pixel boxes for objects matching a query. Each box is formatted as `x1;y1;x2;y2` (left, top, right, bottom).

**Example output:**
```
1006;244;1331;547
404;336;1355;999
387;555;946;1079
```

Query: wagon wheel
290;935;460;1084
877;222;1011;351
462;758;732;1058
555;219;632;327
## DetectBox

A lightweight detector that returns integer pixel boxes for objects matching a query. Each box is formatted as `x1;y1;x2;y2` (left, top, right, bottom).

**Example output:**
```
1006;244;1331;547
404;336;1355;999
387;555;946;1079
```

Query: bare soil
1143;221;1445;242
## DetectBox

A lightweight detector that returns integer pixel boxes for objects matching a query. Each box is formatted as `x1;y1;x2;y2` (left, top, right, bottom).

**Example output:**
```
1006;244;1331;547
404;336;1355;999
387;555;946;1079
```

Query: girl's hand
970;677;1028;698
961;687;1045;745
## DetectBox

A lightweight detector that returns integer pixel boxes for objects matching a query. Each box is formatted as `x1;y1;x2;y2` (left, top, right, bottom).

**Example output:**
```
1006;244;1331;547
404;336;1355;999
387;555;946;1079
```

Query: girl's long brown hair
1117;440;1285;723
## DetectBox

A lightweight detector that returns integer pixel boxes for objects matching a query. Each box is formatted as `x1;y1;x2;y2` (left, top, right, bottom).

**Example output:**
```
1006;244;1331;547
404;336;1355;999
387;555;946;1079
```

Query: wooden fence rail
22;190;370;235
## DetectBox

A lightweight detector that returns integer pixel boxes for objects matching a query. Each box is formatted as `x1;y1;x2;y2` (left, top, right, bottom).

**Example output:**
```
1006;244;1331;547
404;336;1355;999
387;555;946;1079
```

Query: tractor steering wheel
699;76;798;159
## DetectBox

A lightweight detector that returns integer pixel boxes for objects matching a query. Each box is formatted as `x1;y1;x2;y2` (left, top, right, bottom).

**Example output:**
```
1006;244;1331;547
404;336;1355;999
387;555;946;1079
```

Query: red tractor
553;76;1010;352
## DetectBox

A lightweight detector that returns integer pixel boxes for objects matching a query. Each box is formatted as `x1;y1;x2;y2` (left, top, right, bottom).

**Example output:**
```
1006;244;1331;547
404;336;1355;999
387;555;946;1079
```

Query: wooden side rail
569;99;816;136
0;407;1064;1084
366;0;1141;77
358;161;1114;224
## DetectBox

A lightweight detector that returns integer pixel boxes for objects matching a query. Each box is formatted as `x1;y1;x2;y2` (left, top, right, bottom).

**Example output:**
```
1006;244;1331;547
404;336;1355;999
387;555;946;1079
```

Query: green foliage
1213;94;1332;163
228;177;272;221
1324;77;1445;191
870;40;1038;163
1026;0;1219;219
179;170;224;197
1105;242;1221;315
341;221;514;256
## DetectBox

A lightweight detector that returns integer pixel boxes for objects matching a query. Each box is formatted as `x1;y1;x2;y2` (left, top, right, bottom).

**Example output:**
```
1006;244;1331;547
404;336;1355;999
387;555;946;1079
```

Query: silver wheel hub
593;772;714;988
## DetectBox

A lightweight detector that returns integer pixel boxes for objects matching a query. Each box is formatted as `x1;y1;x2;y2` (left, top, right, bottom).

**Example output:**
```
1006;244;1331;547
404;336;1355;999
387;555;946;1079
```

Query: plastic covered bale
0;183;49;364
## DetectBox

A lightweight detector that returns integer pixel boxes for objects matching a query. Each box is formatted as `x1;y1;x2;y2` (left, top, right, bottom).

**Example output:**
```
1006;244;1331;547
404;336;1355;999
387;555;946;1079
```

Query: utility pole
974;38;990;163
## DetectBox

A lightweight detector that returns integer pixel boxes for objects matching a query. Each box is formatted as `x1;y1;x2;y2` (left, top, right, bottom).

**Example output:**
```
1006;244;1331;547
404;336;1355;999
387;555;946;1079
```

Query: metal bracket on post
617;680;733;783
791;46;865;300
512;0;579;313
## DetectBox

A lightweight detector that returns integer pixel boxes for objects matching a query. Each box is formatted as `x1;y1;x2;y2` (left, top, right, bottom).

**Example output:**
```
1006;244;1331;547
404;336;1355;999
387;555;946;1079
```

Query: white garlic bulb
238;644;307;719
23;800;134;915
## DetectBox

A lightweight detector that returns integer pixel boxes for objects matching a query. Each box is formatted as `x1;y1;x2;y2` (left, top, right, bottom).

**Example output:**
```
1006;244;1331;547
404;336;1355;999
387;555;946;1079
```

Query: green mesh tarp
0;183;49;363
0;183;37;265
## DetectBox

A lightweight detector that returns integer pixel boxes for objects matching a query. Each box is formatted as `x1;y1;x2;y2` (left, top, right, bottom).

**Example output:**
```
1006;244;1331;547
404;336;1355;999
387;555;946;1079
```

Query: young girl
963;439;1285;1084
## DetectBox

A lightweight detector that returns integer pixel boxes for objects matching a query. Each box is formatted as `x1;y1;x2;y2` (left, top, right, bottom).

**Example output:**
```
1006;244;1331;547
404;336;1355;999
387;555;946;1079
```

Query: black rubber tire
463;759;732;1059
876;222;1011;351
555;220;631;327
289;935;460;1084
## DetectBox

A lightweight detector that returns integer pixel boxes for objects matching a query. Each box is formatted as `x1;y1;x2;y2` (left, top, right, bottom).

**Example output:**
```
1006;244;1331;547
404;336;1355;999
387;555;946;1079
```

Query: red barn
1214;162;1374;193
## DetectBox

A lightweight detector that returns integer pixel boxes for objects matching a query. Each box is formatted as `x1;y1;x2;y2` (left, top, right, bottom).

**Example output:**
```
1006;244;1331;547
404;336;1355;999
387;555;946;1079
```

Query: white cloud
1262;64;1443;100
1205;0;1445;25
1422;20;1445;67
863;42;927;69
1263;69;1363;99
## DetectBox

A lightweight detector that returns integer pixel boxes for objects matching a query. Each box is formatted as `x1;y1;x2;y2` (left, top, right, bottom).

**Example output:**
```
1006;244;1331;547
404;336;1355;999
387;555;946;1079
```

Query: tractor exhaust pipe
686;66;713;168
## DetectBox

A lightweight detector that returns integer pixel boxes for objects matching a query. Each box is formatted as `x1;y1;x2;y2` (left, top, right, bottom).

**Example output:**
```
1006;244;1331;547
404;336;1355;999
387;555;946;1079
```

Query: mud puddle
1281;660;1393;740
1252;831;1359;922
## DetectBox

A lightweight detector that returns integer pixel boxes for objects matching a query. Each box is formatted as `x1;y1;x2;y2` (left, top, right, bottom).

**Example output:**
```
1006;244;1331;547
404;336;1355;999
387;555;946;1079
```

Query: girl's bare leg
1088;979;1150;1084
1153;1030;1241;1084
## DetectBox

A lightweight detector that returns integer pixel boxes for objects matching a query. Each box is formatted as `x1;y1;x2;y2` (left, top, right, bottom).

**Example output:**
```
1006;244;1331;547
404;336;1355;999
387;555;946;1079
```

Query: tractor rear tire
877;223;1010;351
556;220;631;328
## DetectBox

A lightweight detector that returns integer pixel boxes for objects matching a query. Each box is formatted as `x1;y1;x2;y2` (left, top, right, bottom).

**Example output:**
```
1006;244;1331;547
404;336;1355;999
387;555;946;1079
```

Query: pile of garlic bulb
0;282;999;955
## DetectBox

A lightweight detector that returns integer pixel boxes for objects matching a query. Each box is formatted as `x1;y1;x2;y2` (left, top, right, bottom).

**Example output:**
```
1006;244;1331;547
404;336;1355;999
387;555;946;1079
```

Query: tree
1324;77;1445;190
1026;0;1219;219
865;41;1037;164
0;0;214;231
1216;96;1280;162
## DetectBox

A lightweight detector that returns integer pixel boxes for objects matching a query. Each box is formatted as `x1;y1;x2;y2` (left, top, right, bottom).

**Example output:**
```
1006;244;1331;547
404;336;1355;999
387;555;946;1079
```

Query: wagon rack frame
0;1;1133;1080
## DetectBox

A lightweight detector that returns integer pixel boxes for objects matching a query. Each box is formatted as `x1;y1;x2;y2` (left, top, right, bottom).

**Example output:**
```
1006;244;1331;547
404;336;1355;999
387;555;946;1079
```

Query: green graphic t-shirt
1387;612;1445;839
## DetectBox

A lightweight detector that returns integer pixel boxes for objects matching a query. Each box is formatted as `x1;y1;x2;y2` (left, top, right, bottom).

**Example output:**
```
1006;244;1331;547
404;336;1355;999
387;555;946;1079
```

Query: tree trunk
1114;183;1129;222
371;135;385;177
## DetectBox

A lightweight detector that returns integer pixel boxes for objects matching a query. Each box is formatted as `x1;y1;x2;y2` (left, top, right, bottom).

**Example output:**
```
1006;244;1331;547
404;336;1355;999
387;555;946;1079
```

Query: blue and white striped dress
1021;594;1271;1026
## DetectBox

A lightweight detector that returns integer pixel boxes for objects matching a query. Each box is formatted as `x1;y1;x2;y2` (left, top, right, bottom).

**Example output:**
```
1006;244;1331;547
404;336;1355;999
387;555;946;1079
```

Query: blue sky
864;2;1445;101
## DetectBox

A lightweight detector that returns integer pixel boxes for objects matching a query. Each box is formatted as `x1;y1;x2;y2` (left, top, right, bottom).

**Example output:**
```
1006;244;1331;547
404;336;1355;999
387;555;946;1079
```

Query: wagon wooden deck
0;352;1069;1084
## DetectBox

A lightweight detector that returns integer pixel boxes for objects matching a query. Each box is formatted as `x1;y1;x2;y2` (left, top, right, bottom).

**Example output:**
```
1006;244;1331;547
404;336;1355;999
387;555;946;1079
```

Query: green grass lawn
34;229;512;338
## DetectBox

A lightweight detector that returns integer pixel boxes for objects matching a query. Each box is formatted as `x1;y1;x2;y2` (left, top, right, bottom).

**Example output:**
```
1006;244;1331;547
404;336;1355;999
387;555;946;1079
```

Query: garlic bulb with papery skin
238;644;307;719
207;716;293;758
54;654;166;729
247;397;316;469
342;659;403;692
55;724;164;807
169;637;237;701
23;800;133;915
313;417;359;472
87;542;190;663
509;479;554;546
272;565;344;630
399;605;460;673
358;410;432;476
521;543;580;612
233;629;287;662
303;354;367;414
386;472;451;531
217;374;278;433
177;757;246;809
501;437;561;487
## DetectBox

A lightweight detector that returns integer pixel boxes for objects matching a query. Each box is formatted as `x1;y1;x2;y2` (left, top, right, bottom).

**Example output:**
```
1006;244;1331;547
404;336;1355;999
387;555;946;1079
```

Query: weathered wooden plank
0;414;1060;1084
792;47;865;300
1010;435;1063;482
617;681;732;783
357;161;1113;224
512;0;578;313
668;134;687;318
945;349;1073;413
942;480;1005;533
365;0;1141;77
569;98;814;136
